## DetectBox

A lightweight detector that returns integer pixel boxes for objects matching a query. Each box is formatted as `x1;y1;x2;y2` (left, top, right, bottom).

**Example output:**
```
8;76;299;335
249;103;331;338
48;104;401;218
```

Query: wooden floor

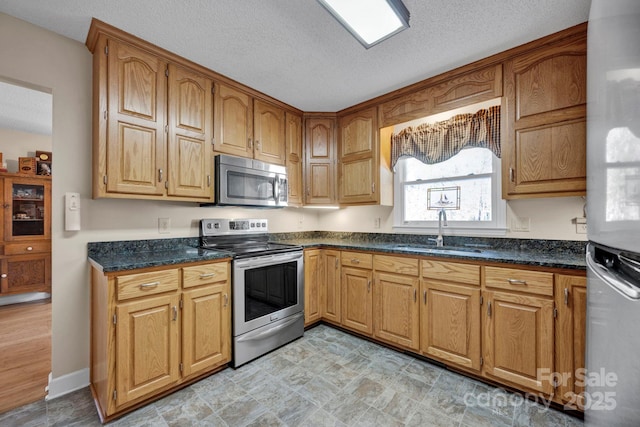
0;300;51;414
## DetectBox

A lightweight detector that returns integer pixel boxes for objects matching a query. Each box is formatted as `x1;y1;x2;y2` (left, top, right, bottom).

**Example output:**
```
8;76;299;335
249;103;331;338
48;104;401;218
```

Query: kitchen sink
392;244;483;255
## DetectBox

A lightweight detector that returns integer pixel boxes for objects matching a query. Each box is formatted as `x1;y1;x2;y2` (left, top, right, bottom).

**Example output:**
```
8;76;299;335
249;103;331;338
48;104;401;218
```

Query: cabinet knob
1;274;7;279
26;246;33;251
2;204;9;209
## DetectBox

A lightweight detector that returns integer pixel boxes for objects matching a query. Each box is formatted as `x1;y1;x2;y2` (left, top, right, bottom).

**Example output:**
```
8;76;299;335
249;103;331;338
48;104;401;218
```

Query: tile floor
0;324;584;426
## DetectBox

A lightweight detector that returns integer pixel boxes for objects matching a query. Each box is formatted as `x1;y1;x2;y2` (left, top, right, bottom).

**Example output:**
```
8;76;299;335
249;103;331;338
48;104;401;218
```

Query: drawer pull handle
351;258;360;264
1;273;6;279
200;273;216;279
508;279;527;286
26;246;33;251
139;281;160;289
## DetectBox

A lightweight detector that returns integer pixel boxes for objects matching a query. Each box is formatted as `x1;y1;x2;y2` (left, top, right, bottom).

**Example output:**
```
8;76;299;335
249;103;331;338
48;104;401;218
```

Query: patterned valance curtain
390;105;501;168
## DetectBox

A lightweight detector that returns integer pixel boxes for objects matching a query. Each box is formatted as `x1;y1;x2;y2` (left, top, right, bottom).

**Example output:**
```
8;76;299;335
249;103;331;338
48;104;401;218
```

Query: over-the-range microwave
205;154;288;208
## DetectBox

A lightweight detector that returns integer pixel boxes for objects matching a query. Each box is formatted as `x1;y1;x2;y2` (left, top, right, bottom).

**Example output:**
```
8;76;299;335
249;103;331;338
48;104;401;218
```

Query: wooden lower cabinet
322;250;341;324
115;293;181;406
555;274;587;409
421;280;481;371
303;249;322;326
0;253;51;294
90;259;231;421
341;266;373;335
373;272;420;351
483;289;555;394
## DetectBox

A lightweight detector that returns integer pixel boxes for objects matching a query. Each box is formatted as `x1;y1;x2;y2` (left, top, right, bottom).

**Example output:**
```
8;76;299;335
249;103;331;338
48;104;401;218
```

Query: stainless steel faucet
435;208;448;247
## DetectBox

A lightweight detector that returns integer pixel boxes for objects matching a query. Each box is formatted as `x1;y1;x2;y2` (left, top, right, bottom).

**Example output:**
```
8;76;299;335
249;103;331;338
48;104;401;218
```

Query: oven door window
227;170;275;201
244;260;298;322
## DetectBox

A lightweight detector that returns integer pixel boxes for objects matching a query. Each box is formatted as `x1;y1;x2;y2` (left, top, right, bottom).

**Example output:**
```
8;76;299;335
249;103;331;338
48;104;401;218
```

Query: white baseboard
46;368;90;400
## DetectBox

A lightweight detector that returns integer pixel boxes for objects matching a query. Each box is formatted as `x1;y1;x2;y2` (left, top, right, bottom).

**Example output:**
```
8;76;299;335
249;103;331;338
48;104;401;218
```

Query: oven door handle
236;313;304;343
235;251;302;268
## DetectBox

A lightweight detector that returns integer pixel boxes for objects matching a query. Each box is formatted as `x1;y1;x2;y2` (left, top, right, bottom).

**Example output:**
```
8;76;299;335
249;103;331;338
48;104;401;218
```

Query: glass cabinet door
4;177;51;241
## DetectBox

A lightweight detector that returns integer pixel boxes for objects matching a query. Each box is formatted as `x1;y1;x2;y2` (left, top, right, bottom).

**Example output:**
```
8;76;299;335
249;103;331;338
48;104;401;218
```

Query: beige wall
0;128;52;173
0;12;586;392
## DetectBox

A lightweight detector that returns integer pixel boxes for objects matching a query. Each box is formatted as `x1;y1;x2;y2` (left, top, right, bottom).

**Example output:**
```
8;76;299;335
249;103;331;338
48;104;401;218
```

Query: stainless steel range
200;218;304;367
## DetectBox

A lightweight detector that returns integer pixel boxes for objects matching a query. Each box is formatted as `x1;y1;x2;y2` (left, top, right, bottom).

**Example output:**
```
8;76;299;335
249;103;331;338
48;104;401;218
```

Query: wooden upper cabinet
254;99;286;165
213;82;253;159
304;116;336;205
167;64;213;200
338;107;379;205
285;112;303;206
106;39;167;196
502;33;587;199
379;64;502;128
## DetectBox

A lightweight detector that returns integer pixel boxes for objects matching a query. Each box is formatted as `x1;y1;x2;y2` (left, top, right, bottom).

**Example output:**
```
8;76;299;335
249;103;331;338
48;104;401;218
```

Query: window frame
393;151;507;236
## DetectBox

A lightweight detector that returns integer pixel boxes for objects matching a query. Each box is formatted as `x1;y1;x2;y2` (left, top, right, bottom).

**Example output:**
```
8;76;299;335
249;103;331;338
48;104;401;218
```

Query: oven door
217;163;287;207
233;251;303;336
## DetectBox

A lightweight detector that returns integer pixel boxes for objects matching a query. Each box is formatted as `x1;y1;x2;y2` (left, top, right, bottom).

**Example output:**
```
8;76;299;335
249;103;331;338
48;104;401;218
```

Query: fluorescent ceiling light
318;0;410;49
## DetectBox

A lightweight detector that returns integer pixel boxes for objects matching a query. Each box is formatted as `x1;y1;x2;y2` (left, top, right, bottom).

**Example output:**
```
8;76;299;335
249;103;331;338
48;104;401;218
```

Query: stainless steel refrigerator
586;0;640;425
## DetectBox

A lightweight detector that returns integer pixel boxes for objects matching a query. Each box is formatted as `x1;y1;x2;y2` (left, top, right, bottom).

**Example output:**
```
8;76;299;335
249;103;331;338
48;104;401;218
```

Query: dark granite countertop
88;238;232;273
271;236;586;270
88;233;587;273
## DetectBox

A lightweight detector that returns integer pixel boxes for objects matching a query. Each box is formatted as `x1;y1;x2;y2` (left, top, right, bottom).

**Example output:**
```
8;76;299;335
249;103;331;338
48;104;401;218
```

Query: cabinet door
0;253;51;294
303;249;322;326
322;250;341;324
213;82;253;158
4;177;51;241
254;99;286;165
374;272;419;351
341;266;372;335
338;107;379;205
421;280;481;371
483;290;554;394
182;282;230;377
503;35;586;198
304;117;336;205
166;64;213;200
116;293;180;406
106;39;167;196
555;274;587;410
285;112;304;206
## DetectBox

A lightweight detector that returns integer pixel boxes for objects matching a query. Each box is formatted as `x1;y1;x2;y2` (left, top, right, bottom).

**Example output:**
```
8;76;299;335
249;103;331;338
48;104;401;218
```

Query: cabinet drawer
116;269;180;301
183;262;228;288
484;266;553;296
341;251;373;269
374;255;419;276
422;260;480;286
4;241;51;255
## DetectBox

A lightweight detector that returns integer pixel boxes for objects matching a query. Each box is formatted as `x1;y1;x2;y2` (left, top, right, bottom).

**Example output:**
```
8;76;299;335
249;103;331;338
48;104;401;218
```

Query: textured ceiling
0;81;52;136
0;0;591;112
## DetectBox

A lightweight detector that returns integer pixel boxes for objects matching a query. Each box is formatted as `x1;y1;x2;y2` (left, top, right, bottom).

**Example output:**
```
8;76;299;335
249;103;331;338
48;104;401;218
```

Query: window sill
392;224;508;237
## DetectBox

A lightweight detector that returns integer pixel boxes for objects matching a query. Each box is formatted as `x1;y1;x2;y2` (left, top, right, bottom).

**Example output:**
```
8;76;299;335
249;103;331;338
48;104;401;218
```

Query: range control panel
201;218;268;236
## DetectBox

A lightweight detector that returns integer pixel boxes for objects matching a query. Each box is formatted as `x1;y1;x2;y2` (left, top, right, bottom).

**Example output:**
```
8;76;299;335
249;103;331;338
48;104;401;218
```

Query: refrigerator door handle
587;245;640;300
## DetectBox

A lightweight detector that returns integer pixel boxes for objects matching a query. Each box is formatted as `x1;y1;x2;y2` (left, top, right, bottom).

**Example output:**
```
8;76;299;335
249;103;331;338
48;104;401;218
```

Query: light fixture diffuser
318;0;410;49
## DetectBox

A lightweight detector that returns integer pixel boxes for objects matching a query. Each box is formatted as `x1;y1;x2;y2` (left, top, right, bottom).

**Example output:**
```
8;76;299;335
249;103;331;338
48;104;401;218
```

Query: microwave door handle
273;175;280;203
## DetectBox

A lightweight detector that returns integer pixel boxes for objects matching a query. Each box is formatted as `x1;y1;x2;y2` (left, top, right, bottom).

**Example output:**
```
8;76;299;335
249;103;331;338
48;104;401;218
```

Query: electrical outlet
574;217;587;234
511;216;530;232
374;217;381;229
158;217;171;234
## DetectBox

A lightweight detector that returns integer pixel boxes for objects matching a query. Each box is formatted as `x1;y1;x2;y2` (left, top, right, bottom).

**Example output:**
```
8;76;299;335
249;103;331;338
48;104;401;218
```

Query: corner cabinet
304;115;337;205
88;26;213;201
285;112;304;206
0;174;51;295
502;31;587;199
338;107;379;205
90;260;231;422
